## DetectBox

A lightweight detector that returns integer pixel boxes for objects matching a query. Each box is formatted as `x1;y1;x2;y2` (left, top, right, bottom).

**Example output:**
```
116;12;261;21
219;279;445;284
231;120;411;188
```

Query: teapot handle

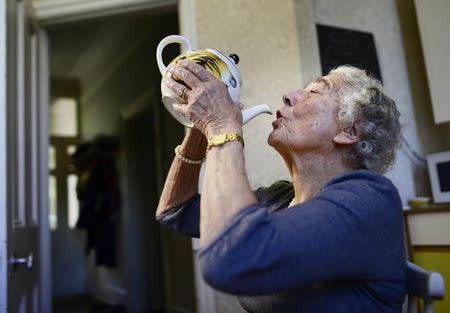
156;35;192;74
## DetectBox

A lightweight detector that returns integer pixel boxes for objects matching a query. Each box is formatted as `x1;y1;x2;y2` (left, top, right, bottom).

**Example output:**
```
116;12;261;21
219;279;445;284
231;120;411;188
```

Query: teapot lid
211;50;240;74
229;54;239;65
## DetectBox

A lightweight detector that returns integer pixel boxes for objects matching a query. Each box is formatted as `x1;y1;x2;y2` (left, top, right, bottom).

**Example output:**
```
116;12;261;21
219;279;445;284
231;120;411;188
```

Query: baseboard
92;283;127;305
167;304;195;313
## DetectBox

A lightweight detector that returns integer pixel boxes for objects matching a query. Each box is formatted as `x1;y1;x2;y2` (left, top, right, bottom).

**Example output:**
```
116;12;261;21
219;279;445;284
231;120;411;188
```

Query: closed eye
310;90;319;94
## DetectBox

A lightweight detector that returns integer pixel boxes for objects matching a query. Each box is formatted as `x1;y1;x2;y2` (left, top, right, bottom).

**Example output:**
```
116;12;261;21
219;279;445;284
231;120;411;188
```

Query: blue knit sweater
157;170;407;313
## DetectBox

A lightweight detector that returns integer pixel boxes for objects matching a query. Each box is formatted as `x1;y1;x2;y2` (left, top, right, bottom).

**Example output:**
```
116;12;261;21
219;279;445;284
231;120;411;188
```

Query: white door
1;0;46;312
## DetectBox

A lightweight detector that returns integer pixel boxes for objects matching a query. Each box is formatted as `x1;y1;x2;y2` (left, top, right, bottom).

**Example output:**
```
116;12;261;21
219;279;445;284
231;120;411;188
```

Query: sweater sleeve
155;180;294;238
156;194;201;238
198;172;406;295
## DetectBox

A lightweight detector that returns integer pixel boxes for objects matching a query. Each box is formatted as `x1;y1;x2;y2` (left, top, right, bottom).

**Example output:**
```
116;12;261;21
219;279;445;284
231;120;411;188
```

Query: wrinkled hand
164;59;243;137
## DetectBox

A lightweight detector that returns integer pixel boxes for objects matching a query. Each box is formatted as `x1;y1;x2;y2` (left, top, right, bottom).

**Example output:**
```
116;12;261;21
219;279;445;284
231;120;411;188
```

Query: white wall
194;0;304;190
414;0;450;124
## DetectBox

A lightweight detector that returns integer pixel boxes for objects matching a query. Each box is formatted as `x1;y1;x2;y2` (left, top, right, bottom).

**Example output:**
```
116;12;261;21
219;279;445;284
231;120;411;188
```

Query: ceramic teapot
156;35;272;128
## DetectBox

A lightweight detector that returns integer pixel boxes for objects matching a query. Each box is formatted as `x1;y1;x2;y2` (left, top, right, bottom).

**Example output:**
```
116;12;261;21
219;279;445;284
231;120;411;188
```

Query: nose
282;92;298;107
282;89;307;107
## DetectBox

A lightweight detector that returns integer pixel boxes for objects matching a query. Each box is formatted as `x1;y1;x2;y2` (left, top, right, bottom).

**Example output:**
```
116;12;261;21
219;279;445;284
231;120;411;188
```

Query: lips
272;110;285;128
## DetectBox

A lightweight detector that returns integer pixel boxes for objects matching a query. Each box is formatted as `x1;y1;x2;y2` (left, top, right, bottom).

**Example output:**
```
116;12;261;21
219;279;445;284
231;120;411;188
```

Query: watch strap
207;133;244;152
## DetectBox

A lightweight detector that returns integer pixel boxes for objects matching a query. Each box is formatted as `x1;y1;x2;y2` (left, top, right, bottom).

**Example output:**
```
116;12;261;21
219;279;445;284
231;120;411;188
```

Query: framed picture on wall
316;24;383;82
427;151;450;203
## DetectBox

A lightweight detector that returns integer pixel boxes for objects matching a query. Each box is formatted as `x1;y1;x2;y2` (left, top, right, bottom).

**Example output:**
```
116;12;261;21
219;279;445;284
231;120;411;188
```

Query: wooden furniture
403;204;450;261
403;204;450;313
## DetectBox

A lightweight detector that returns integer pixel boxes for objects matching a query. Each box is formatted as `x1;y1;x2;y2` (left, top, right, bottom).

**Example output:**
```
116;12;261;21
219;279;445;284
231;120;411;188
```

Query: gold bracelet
174;145;206;165
207;133;244;153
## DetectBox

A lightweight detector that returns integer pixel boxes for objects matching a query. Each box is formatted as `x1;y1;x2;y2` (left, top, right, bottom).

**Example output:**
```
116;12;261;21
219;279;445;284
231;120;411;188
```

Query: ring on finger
177;87;187;99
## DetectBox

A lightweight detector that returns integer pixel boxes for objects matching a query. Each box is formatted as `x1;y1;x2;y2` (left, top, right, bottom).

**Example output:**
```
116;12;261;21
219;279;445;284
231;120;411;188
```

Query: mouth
272;110;285;129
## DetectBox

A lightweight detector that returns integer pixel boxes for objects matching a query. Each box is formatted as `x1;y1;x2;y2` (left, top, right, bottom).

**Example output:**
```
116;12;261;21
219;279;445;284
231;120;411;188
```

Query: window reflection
49;175;57;230
67;174;79;228
50;97;78;137
66;145;77;156
49;146;56;170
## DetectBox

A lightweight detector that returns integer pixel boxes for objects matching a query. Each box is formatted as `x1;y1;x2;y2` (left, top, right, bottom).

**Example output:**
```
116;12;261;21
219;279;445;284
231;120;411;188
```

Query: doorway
46;8;197;313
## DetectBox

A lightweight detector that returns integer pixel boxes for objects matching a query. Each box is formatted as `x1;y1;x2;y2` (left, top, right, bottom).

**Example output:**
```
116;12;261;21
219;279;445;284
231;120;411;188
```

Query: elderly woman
156;59;406;313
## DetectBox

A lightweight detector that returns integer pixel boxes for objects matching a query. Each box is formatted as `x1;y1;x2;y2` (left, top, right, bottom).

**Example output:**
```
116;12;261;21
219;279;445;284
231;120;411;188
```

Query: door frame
37;29;51;313
0;1;50;312
0;0;8;309
33;1;217;313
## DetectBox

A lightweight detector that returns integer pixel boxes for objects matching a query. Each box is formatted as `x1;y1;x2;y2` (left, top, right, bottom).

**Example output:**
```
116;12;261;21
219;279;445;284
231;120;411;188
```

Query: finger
163;75;190;100
168;64;202;88
179;59;215;82
172;103;189;117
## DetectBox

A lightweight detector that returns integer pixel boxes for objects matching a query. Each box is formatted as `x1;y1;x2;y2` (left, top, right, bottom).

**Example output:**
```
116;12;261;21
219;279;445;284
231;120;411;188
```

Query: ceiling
32;0;177;25
48;10;177;103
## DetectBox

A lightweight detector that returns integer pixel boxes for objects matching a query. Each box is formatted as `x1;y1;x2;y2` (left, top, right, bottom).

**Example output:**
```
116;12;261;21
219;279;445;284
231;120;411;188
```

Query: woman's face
268;76;340;156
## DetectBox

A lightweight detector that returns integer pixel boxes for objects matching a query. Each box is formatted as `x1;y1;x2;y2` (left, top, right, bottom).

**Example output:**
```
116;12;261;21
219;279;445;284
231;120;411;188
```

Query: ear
333;126;360;145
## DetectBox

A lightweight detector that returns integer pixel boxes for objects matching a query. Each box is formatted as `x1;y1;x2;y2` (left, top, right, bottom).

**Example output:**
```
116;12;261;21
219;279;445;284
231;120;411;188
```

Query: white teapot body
156;35;271;128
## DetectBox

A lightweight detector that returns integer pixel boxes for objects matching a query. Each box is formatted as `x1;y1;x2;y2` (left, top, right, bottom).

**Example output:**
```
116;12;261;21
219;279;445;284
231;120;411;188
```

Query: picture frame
427;151;450;203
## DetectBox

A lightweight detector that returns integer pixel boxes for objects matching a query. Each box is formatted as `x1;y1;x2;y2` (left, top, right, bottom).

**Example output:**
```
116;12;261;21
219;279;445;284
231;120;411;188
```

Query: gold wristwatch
207;133;244;152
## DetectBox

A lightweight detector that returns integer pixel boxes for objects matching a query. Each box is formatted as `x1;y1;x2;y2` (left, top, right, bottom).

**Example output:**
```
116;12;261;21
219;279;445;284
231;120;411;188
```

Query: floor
53;296;167;313
53;296;127;313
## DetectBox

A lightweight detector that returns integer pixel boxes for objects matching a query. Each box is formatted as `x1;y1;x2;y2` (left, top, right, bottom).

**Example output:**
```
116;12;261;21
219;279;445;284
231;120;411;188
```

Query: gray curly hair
325;65;401;173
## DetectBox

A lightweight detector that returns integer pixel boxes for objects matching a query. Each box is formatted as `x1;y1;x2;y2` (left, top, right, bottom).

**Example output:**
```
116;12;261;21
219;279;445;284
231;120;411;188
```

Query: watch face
212;134;225;145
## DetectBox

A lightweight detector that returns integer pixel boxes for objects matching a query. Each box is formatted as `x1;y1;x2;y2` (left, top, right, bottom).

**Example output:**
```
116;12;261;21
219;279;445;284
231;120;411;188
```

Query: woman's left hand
164;59;243;137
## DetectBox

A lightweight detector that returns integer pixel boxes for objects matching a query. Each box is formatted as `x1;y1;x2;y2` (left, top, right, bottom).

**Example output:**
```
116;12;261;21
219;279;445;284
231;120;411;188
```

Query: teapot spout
242;104;272;124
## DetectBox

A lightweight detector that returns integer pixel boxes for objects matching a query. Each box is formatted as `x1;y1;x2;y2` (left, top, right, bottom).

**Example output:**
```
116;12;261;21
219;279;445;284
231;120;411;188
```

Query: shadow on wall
71;135;121;269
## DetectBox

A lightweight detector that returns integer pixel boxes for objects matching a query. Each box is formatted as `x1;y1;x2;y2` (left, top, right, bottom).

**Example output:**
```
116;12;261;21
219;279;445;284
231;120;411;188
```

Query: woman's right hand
156;127;207;217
